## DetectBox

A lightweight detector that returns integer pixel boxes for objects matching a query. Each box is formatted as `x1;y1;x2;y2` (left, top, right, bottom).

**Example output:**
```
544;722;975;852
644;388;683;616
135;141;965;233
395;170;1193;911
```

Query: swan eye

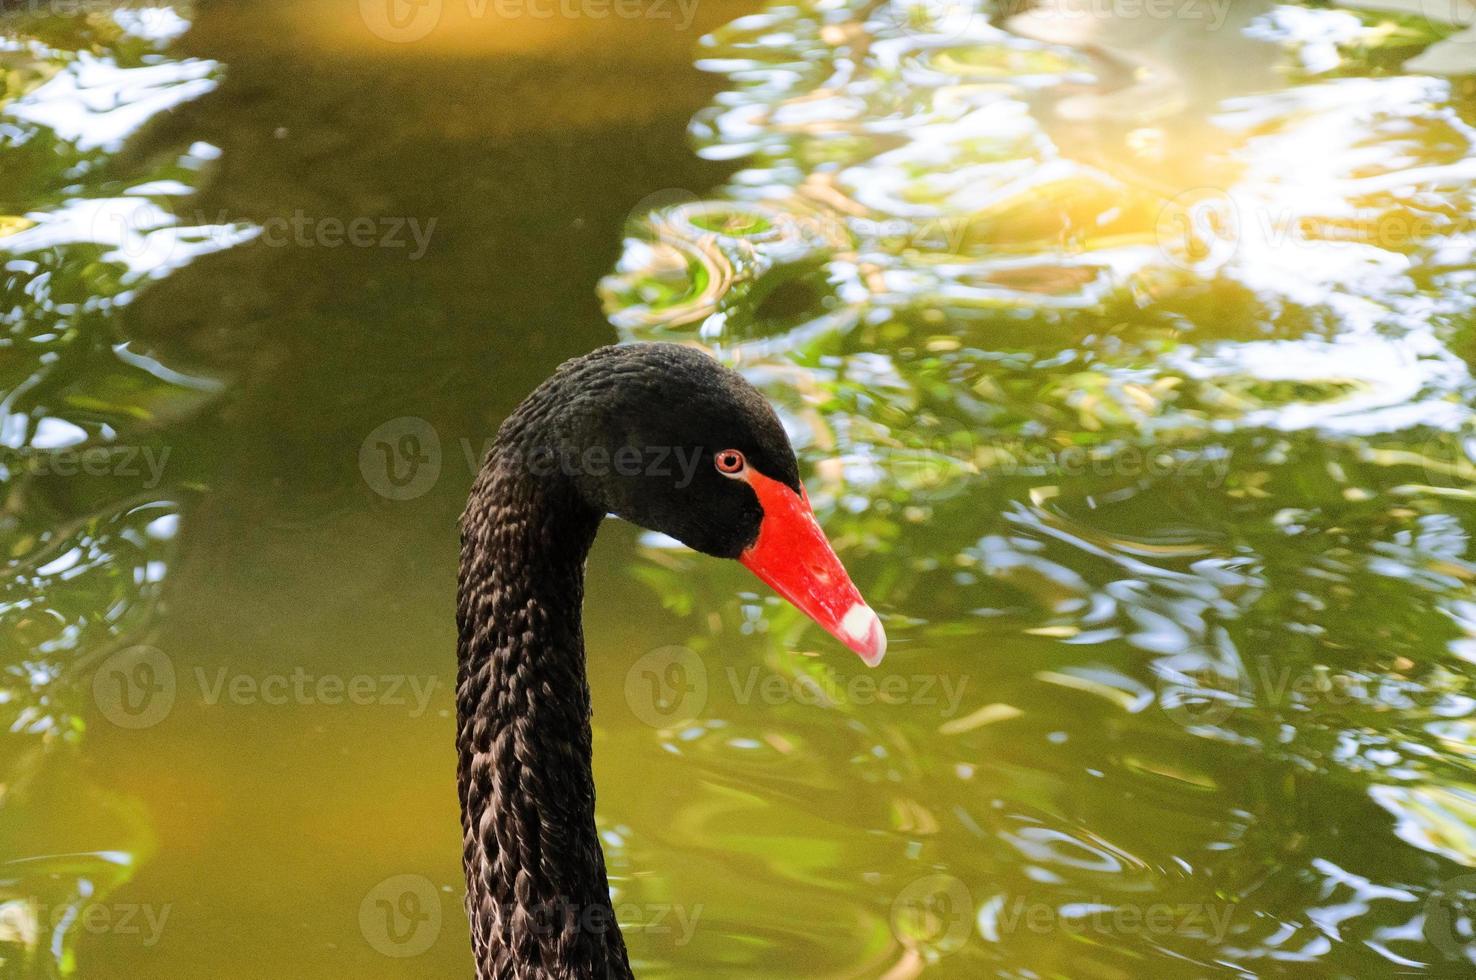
715;449;746;476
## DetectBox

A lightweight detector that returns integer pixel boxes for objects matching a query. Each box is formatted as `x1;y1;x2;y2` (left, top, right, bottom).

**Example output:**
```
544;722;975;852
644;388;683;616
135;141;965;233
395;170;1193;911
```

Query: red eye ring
715;449;746;475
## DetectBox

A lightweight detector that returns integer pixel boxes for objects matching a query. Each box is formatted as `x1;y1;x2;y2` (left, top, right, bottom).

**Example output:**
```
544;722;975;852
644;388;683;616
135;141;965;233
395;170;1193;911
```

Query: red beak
738;470;887;666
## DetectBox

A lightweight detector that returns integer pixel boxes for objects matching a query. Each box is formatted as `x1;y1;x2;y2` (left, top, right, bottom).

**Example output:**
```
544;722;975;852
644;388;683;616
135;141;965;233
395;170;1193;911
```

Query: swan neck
456;459;631;979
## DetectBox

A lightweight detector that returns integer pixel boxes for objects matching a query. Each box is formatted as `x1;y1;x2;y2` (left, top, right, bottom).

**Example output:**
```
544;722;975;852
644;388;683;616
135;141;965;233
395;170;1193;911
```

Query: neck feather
456;453;632;979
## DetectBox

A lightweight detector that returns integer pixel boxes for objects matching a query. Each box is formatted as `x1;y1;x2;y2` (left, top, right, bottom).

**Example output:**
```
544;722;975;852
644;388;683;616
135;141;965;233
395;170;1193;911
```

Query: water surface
4;0;1476;976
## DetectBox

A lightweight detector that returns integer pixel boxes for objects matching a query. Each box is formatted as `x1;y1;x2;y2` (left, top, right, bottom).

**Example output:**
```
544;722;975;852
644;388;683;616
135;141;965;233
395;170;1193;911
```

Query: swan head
510;342;886;665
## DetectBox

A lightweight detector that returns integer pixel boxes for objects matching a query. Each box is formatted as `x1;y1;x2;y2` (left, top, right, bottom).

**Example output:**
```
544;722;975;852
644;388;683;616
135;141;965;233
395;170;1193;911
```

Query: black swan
456;343;886;978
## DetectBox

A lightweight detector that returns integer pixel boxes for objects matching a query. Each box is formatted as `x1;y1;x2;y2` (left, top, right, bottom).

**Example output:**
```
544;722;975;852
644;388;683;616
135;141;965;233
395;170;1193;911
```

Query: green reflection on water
4;0;1476;976
602;0;1476;974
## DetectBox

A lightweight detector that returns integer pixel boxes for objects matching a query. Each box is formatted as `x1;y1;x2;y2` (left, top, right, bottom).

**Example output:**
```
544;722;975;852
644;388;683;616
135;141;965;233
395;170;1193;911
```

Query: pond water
4;0;1476;976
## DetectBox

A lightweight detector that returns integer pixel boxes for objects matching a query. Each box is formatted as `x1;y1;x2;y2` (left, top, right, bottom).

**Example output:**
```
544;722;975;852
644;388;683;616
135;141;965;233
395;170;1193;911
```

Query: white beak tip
841;603;887;667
